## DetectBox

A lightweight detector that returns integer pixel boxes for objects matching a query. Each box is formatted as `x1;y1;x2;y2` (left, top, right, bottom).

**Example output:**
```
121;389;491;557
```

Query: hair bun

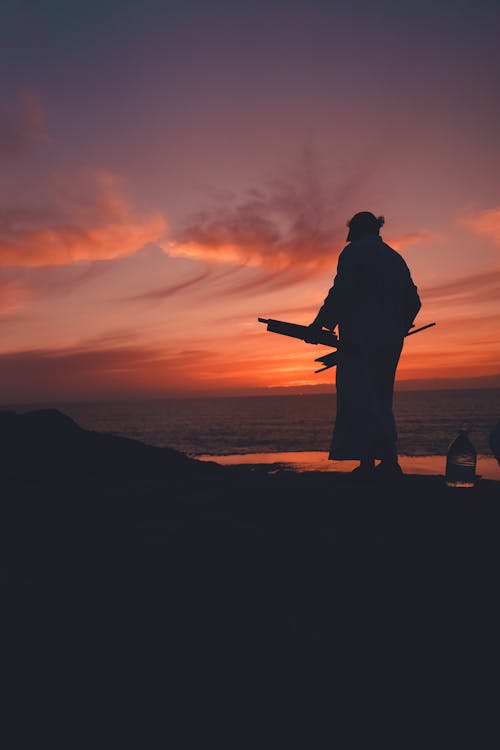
376;215;385;228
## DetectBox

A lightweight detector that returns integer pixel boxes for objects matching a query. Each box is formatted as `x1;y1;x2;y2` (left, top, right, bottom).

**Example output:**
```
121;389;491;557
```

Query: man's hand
304;322;322;344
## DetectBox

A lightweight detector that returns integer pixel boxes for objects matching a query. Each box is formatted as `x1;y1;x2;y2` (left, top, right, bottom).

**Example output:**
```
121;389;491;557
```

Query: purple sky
1;0;500;400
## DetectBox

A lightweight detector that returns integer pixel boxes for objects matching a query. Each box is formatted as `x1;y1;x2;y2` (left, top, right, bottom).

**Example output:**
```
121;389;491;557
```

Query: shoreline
196;451;500;482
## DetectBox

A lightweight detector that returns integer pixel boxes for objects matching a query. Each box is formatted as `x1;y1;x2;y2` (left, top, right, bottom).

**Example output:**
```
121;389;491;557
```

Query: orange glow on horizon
2;1;500;401
1;167;500;402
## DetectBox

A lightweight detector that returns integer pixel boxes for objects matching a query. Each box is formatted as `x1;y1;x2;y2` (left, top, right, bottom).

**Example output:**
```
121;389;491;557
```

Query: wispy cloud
118;262;247;304
0;334;328;400
389;230;435;250
165;159;431;299
0;250;120;316
0;341;225;401
424;268;500;304
463;206;500;246
167;160;350;277
121;268;212;303
0;169;167;267
0;278;35;314
215;303;317;325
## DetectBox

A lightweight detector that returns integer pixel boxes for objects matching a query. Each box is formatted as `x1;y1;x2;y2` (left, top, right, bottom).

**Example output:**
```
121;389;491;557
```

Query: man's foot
375;461;403;479
350;464;376;480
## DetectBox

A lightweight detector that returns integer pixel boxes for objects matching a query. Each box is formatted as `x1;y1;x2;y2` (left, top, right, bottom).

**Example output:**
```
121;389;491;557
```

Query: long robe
314;236;421;460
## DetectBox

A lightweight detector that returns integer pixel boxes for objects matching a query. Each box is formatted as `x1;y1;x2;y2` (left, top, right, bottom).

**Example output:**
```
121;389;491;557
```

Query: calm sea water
8;389;500;458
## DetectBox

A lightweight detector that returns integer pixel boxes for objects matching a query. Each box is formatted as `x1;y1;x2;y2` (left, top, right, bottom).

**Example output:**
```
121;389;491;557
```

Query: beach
2;408;498;586
197;450;500;481
3;408;500;738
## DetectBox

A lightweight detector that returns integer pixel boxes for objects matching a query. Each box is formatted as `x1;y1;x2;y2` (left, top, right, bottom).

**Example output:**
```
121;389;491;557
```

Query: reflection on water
197;452;500;481
26;389;500;458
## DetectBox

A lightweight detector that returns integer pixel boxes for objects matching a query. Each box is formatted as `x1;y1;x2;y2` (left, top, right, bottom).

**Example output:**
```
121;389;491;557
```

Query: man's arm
403;275;422;333
310;248;350;331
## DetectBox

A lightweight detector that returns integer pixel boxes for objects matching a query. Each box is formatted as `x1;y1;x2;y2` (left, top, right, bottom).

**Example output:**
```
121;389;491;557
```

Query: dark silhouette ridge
2;409;500;735
0;408;215;479
1;408;498;584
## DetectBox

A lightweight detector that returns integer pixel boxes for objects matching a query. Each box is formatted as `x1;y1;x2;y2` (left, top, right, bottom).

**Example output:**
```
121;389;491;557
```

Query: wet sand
197;451;500;481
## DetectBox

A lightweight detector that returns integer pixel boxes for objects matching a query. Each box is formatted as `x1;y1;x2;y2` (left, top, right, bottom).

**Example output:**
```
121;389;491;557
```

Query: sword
313;322;437;372
258;317;436;373
257;318;339;348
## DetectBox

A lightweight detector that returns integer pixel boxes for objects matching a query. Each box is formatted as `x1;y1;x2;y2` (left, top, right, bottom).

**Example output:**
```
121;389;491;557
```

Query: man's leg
360;457;375;470
375;344;403;474
351;456;375;477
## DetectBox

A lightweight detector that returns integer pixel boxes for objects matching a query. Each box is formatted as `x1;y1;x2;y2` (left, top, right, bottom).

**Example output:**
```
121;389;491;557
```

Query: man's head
346;211;385;242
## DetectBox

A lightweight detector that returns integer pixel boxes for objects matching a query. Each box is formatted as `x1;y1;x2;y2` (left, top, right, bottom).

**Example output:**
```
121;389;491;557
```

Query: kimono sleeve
402;266;422;332
312;247;352;329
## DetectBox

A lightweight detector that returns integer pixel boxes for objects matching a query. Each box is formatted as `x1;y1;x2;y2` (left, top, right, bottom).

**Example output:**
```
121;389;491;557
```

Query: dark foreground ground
2;410;500;742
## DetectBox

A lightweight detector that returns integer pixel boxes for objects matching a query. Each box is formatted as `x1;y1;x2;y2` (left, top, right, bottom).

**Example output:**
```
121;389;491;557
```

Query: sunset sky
1;0;499;401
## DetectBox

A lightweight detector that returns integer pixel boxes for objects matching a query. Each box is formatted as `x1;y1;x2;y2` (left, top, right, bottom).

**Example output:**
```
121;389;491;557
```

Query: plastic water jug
445;429;477;488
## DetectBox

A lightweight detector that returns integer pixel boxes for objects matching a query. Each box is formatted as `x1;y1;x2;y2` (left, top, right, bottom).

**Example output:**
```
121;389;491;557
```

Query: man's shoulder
380;241;407;266
337;244;353;265
380;240;399;254
342;238;408;270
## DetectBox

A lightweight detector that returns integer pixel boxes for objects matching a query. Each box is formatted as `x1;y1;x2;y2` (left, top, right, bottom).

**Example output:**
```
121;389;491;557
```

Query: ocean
9;389;500;459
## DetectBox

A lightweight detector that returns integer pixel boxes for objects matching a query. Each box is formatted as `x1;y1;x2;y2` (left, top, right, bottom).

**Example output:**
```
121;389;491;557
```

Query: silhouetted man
309;212;421;477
